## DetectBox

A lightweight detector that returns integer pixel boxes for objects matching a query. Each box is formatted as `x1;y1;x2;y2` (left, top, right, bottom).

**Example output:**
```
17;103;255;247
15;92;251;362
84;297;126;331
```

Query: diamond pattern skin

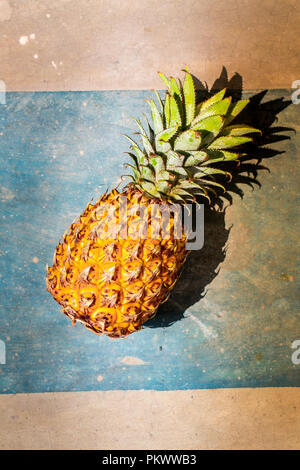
47;187;187;337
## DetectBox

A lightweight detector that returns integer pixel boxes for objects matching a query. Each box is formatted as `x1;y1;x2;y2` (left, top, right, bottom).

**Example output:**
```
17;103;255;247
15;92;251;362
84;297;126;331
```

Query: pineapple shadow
147;66;294;330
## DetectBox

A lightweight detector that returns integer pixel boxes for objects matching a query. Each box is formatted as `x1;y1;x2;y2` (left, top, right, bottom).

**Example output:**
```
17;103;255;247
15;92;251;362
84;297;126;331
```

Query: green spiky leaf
184;151;209;166
192;97;232;127
174;130;202;151
165;150;185;168
204;150;242;165
124;69;260;206
123;135;146;161
164;93;171;128
149;154;165;173
192;115;224;135
156;125;178;143
169;77;182;98
154;90;164;112
183;70;195;126
222;124;261;136
158;72;171;90
224;99;249;125
140;164;155;181
208;135;252;150
169;95;182;127
194;167;231;178
199;88;226;113
147;99;164;134
199;179;226;191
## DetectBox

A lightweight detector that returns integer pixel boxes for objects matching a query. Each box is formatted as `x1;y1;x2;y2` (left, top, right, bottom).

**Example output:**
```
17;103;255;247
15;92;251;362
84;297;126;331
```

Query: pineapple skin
46;186;187;338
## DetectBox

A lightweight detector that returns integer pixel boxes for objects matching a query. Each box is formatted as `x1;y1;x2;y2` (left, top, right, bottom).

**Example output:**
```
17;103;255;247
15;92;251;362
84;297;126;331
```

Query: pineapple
46;68;260;338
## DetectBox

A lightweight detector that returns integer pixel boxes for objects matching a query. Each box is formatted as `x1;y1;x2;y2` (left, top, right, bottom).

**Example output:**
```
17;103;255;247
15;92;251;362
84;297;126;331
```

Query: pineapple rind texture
47;187;187;338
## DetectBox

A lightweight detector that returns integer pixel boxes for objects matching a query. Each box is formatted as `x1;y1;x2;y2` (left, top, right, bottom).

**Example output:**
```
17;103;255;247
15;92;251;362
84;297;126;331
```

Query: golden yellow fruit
46;186;187;337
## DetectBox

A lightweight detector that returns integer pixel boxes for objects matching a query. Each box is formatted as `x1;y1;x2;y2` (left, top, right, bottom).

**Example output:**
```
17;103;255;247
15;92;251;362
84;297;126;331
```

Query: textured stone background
0;0;299;91
0;89;299;394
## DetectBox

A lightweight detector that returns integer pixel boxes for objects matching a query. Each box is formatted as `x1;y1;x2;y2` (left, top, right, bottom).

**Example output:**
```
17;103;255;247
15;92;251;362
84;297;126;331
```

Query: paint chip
32;257;39;263
121;356;147;365
0;187;15;201
19;34;35;45
19;36;28;46
97;375;103;382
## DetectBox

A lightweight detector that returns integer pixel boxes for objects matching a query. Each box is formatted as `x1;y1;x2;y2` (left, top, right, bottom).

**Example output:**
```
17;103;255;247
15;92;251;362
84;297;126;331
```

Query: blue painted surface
0;90;299;393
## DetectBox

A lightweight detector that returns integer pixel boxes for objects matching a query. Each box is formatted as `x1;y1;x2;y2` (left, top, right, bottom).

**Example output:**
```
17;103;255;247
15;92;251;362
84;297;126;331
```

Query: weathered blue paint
0;90;299;393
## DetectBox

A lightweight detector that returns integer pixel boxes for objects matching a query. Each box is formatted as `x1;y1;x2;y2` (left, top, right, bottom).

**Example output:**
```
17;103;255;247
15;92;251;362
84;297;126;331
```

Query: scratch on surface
121;356;148;365
186;313;218;339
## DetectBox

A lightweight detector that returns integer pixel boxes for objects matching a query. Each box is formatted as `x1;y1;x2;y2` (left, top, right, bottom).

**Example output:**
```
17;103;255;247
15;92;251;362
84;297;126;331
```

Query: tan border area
0;0;299;91
0;388;299;449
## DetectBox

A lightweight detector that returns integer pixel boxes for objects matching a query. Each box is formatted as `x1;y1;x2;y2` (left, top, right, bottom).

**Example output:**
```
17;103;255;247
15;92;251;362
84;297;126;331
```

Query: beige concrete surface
0;0;299;91
0;388;300;449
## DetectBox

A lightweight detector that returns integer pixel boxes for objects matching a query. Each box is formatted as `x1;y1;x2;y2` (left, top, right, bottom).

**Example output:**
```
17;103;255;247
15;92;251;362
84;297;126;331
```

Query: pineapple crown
123;67;261;204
